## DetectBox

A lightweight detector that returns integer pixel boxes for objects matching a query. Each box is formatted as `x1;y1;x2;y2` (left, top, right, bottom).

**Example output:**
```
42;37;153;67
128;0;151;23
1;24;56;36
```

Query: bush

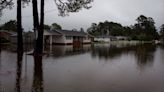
0;37;10;43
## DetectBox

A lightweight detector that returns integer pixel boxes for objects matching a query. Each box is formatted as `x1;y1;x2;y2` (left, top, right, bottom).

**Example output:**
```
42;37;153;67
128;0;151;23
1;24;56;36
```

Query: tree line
1;16;164;42
0;20;62;31
87;15;161;41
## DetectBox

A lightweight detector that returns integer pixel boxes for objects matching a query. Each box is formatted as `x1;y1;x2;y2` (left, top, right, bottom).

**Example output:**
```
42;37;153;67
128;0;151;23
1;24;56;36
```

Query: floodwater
1;43;164;92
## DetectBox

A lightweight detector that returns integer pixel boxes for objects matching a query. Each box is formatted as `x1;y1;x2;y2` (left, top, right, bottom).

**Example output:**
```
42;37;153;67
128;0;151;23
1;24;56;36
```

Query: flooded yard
1;43;164;92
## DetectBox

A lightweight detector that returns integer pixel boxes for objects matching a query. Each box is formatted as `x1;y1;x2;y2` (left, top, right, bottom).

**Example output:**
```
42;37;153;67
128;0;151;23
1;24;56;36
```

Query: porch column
50;35;52;45
50;44;52;54
43;35;45;45
43;35;45;51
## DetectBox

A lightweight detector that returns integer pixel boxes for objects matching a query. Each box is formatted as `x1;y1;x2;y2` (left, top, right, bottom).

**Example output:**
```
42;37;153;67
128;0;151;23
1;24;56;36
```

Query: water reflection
15;50;44;92
44;44;91;58
160;44;164;49
43;43;156;69
15;51;23;92
134;44;156;68
0;44;33;52
32;55;44;92
91;44;132;59
1;43;164;92
91;43;156;69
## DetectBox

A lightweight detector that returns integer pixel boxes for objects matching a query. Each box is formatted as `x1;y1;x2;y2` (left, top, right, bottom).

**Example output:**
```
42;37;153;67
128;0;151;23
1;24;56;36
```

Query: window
66;36;72;40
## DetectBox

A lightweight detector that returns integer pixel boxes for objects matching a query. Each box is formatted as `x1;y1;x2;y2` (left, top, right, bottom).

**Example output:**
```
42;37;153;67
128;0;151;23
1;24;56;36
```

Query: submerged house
116;36;130;40
94;35;117;42
0;30;16;41
94;35;130;42
44;30;93;45
10;32;35;44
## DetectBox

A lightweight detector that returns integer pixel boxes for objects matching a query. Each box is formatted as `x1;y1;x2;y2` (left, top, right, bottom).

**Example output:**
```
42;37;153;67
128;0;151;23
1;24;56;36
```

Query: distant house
10;32;35;44
94;35;130;42
116;36;129;40
44;30;93;45
94;35;117;42
0;30;16;41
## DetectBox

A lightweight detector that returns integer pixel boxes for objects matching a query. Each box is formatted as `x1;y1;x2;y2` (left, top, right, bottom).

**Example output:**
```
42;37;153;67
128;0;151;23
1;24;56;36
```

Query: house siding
64;36;73;44
94;38;111;42
10;32;35;44
83;36;91;43
51;35;73;44
44;30;93;45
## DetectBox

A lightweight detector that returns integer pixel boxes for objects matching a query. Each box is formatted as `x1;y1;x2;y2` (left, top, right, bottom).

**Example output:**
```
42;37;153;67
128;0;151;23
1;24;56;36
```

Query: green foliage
87;21;125;36
44;24;51;30
160;24;164;40
0;20;17;31
87;23;98;36
88;15;159;41
0;0;14;17
0;37;9;43
54;0;93;16
51;23;62;30
134;15;159;41
160;24;164;36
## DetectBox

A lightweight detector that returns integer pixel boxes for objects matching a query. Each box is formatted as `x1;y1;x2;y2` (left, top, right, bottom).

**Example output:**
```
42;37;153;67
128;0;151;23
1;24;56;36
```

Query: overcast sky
0;0;164;31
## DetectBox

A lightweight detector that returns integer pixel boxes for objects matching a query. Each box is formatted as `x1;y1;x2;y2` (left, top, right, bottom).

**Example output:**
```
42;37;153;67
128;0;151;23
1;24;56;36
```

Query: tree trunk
32;0;39;34
15;51;23;92
38;0;45;53
16;1;23;90
32;0;39;54
17;0;23;51
32;55;43;92
32;0;45;54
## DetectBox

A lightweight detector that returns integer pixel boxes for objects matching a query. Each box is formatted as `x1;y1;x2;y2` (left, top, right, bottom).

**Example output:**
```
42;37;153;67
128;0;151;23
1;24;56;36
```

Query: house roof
0;30;16;35
44;29;93;37
10;32;35;37
55;30;87;37
96;35;116;38
45;30;62;36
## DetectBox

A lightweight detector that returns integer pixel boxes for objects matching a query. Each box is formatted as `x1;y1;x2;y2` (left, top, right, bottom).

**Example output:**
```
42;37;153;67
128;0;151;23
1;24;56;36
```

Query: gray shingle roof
0;30;16;35
53;30;87;37
96;35;116;38
46;30;62;36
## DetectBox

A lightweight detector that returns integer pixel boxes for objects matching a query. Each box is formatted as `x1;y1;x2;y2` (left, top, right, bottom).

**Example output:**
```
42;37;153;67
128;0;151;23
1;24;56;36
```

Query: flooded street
1;43;164;92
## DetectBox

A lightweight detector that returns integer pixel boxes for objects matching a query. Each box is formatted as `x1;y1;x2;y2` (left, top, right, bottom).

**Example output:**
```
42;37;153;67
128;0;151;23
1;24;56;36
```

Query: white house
44;30;93;45
94;36;117;42
10;32;35;44
116;36;129;40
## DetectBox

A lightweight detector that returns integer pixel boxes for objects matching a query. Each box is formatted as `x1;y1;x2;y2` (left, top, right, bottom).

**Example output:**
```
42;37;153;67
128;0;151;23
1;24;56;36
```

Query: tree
0;20;17;31
44;24;51;30
87;21;124;36
87;23;99;36
80;28;84;32
51;23;62;30
31;0;43;54
0;0;14;17
160;24;164;40
134;15;159;41
17;0;30;52
54;0;93;16
17;0;23;51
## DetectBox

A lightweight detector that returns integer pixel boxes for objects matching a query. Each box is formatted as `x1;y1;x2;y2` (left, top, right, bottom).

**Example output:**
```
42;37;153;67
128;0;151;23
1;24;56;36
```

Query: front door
73;36;82;46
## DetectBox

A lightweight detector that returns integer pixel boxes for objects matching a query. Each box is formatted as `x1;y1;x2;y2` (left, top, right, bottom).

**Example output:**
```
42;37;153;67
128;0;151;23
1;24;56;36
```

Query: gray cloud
0;0;164;31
